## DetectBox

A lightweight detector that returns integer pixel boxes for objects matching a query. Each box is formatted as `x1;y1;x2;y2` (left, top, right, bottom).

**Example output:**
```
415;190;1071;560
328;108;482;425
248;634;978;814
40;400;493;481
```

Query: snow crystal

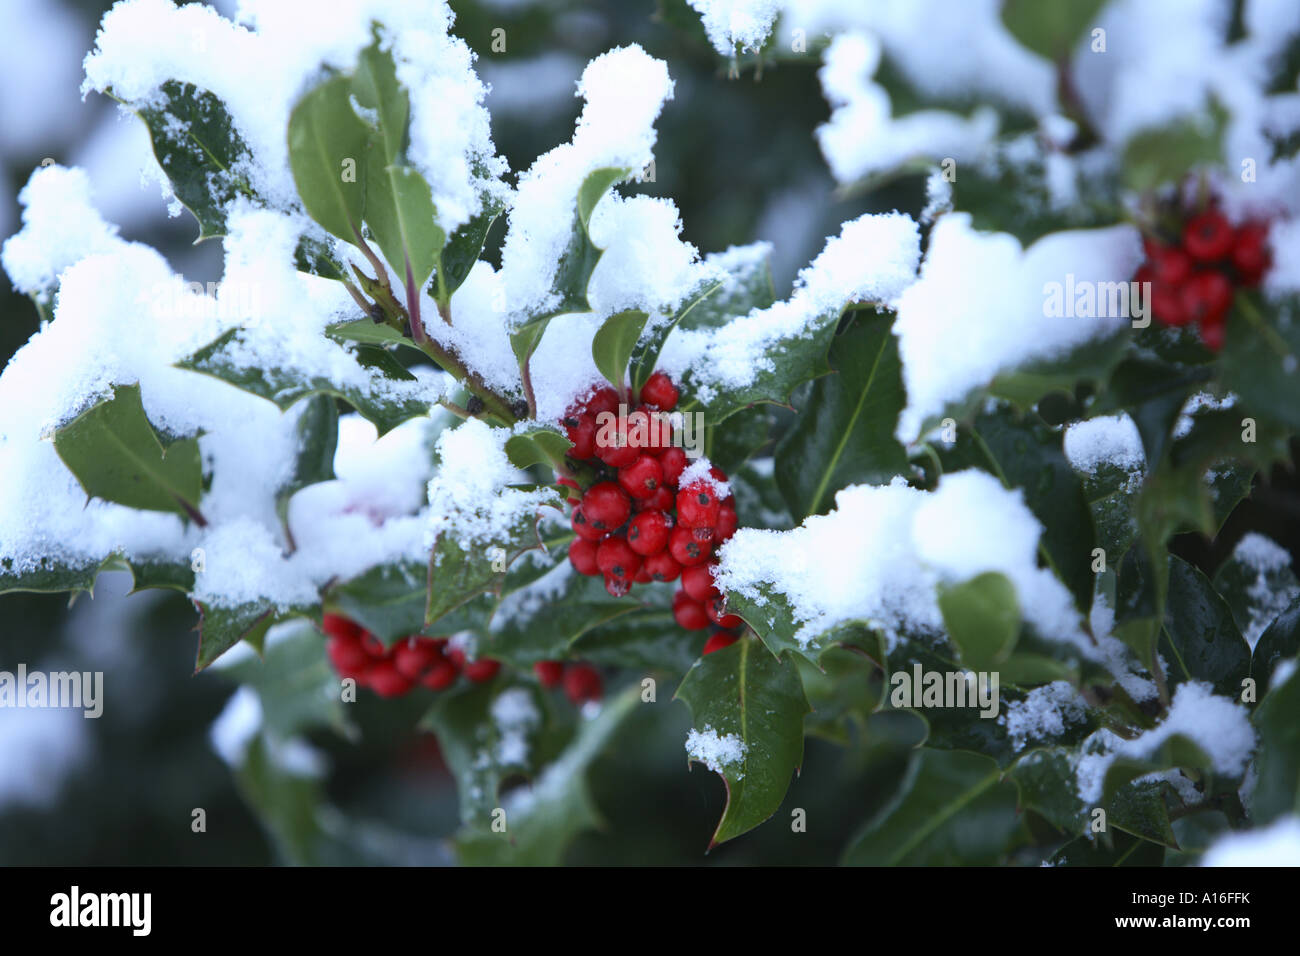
1203;815;1300;867
677;459;731;499
685;725;747;777
892;214;1144;443
1000;681;1087;751
687;0;782;56
1174;391;1237;439
491;687;540;766
1063;414;1146;476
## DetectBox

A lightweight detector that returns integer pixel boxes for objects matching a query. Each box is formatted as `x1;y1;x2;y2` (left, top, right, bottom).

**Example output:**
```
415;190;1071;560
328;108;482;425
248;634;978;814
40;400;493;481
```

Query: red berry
393;637;440;680
1142;239;1193;285
639;371;679;411
463;658;501;683
1200;313;1227;352
569;536;601;575
1180;271;1234;327
1183;211;1234;262
634;563;653;583
585;386;620;418
702;631;739;655
659;447;687;487
420;659;459;691
705;594;744;629
627;510;672;555
642;409;674;454
643;550;682;582
604;574;632;597
716;504;738;541
534;660;564;688
1151;281;1192;327
564;663;603;705
322;613;363;642
326;632;371;675
638;486;676;512
571;503;607;542
669;525;712;566
581;482;631;533
360;632;388;658
1231;221;1270;286
564;415;596;460
681;563;720;602
676;482;721;529
367;660;415;698
673;590;711;630
596;535;642;582
619;455;663;500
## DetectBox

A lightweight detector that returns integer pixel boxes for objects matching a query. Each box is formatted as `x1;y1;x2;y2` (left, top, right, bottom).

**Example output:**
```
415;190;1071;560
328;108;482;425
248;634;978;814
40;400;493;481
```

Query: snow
687;0;782;56
1064;414;1146;476
1223;532;1299;650
715;471;1085;652
209;685;262;765
1000;681;1087;751
685;725;747;777
490;687;539;766
0;705;89;810
892;214;1144;443
1203;815;1300;867
678;459;731;499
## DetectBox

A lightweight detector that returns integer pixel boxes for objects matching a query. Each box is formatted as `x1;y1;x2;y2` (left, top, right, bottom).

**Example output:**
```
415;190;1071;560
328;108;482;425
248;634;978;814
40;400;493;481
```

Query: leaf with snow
674;636;809;847
288;73;370;244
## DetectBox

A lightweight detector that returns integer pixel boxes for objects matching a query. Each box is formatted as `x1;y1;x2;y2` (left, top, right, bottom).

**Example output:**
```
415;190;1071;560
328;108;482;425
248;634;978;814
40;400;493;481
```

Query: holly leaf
674;636;810;847
1007;747;1085;834
591;309;649;391
628;276;726;394
504;427;573;472
365;162;444;295
1158;556;1251;698
774;311;908;522
1218;294;1300;431
842;748;1020;865
1252;594;1300;694
1252;661;1300;823
0;554;115;597
1002;0;1106;59
178;328;437;435
276;395;337;538
435;194;505;303
1122;104;1227;192
194;600;315;671
54;383;205;524
937;572;1020;671
288;73;369;243
327;559;431;644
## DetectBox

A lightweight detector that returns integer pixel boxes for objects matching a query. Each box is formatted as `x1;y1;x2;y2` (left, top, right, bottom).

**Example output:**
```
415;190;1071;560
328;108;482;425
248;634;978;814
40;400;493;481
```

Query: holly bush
2;0;1299;866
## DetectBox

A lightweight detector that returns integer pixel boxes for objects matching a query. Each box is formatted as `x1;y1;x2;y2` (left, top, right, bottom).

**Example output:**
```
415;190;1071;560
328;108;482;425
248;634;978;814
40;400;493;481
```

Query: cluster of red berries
533;660;604;705
561;371;745;647
1138;207;1271;351
322;613;501;698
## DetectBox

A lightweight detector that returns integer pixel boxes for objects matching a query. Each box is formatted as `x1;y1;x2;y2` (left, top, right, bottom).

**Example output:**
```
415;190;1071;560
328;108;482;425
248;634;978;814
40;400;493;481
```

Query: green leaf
508;166;631;364
1217;540;1300;656
628;275;727;393
591;309;649;390
1158;556;1251;698
54;383;205;523
131;80;254;240
673;636;810;847
1218;294;1300;431
288;73;369;242
573;609;708;675
328;559;430;643
352;38;407;161
842;748;1020;865
937;572;1021;671
294;234;347;281
504;427;573;472
325;318;418;350
774;311;908;522
452;686;641;864
1050;831;1165;866
988;332;1128;415
1093;357;1209;474
218;620;348;739
435;194;505;303
1252;594;1300;692
1007;747;1085;834
178;328;435;435
1109;780;1179;849
365;162;444;294
1122;104;1227;192
1252;662;1300;823
1002;0;1106;59
195;600;314;671
1100;734;1214;805
0;554;111;596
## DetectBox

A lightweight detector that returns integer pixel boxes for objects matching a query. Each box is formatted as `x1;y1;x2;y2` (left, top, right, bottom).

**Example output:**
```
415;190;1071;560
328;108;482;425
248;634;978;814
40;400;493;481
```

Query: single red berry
669;525;712;566
322;613;363;643
534;660;564;688
705;594;744;629
638;486;676;512
1142;239;1193;285
360;631;388;658
702;631;739;655
619;455;663;500
642;409;674;454
569;536;601;575
639;371;679;411
627;510;672;556
677;482;721;529
564;663;603;705
1180;271;1234;327
659;447;687;487
581;482;631;532
463;658;501;683
596;535;642;582
420;659;459;691
367;660;415;698
571;503;607;542
623;409;654;452
673;590;711;630
1183;210;1234;262
1231;221;1270;286
585;386;620;418
1150;281;1192;327
326;632;371;676
593;413;641;467
393;637;440;680
715;504;738;541
643;550;682;582
634;563;653;583
563;414;596;460
681;563;720;602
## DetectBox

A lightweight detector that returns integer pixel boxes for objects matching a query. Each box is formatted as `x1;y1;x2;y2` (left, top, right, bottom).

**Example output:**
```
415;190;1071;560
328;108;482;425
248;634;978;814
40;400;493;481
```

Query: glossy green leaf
195;600;314;671
54;383;204;523
503;427;572;472
1002;0;1106;59
365;162;444;294
628;275;726;393
276;395;338;539
287;73;369;242
1218;294;1300;431
435;193;505;303
1252;594;1300;692
1158;556;1250;698
674;636;810;847
774;311;908;521
937;572;1020;671
1122;104;1227;192
1252;662;1300;823
591;309;649;390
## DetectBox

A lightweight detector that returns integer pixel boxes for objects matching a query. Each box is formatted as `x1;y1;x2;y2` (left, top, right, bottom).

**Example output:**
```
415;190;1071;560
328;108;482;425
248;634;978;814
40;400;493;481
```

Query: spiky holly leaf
1158;556;1251;698
674;635;810;847
194;600;316;671
1216;543;1300;656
